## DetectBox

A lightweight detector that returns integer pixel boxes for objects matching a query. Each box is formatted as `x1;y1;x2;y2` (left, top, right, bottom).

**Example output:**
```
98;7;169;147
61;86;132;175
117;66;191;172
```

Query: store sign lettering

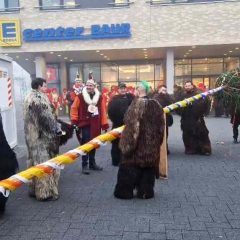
22;23;131;42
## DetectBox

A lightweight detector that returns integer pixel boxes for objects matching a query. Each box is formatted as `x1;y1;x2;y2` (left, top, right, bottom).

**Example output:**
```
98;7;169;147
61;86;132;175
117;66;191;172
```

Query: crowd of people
0;75;239;212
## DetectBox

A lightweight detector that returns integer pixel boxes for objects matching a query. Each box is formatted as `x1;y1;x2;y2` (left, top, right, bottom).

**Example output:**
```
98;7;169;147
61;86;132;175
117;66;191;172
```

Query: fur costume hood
152;93;173;108
107;93;135;128
23;90;60;157
119;98;165;168
175;88;210;117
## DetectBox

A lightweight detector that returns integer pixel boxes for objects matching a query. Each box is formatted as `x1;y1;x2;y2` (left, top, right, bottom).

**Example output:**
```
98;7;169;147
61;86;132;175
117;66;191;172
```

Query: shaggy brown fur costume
23;90;73;201
107;93;135;166
176;88;211;155
0;112;19;214
114;98;165;199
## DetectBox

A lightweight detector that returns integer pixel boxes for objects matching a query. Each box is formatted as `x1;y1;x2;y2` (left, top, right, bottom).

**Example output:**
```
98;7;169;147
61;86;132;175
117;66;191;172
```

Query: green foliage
215;68;240;114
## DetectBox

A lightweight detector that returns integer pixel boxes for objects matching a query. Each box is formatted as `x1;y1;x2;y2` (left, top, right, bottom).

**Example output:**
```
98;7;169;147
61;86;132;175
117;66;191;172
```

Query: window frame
0;0;20;12
150;0;239;5
38;0;130;10
39;0;81;10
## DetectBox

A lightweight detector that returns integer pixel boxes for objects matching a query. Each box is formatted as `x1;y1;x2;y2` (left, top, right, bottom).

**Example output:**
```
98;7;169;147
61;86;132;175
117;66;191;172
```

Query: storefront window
101;63;118;97
101;63;118;83
0;0;19;11
137;64;154;81
174;59;191;86
174;64;191;77
68;61;162;95
83;63;101;84
69;63;83;87
46;64;61;92
224;57;239;71
192;58;223;76
154;62;164;88
119;65;136;83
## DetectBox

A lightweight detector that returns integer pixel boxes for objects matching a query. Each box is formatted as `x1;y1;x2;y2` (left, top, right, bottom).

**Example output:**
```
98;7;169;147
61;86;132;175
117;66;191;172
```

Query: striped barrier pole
0;86;225;196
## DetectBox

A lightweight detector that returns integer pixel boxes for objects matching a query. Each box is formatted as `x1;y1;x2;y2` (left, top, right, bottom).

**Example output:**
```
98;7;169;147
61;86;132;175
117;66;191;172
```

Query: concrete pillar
60;62;67;91
35;55;46;78
30;74;36;80
166;48;174;94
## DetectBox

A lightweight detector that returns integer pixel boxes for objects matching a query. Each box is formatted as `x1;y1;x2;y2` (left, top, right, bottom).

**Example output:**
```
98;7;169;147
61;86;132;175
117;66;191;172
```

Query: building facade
1;0;240;96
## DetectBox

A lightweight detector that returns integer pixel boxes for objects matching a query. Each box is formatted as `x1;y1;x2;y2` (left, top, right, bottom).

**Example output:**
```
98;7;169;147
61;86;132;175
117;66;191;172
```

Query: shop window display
45;64;64;116
119;65;136;82
155;62;164;88
175;64;191;77
137;64;154;81
224;57;239;71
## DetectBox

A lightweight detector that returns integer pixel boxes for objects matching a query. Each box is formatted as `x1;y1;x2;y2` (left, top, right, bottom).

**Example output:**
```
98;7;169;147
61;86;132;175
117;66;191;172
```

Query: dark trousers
233;123;239;140
214;107;222;117
68;103;73;119
111;138;121;165
81;126;96;168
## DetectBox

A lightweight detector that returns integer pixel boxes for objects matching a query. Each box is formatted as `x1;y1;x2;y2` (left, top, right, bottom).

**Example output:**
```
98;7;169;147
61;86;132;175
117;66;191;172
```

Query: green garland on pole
215;68;240;114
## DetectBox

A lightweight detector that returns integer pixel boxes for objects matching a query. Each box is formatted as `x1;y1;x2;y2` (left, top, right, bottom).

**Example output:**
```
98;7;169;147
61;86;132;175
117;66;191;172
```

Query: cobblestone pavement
1;112;240;240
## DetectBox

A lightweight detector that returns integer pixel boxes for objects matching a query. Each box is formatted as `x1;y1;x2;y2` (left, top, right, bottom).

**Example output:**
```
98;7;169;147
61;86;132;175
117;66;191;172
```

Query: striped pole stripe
7;78;12;107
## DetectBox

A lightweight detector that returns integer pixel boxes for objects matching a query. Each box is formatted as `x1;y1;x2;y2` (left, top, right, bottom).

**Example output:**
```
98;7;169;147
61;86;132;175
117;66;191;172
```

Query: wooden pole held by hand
159;113;168;179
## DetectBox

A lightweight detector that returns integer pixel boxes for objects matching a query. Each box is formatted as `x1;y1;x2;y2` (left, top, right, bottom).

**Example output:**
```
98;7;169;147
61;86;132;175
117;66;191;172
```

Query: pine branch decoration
215;68;240;114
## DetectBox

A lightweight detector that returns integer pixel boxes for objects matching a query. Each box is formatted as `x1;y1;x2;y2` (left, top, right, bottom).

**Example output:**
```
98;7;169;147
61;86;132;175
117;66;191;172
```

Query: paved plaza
1;105;240;240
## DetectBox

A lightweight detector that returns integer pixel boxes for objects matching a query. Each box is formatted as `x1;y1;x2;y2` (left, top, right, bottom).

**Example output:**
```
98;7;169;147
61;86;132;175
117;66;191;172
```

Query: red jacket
71;93;109;139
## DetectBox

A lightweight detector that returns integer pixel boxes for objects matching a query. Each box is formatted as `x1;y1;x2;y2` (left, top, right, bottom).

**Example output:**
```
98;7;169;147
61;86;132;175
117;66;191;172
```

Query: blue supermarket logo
22;23;131;42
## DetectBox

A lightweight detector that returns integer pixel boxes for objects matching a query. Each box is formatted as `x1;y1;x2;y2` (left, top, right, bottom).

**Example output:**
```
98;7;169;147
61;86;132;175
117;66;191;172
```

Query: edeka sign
0;19;21;47
23;23;131;42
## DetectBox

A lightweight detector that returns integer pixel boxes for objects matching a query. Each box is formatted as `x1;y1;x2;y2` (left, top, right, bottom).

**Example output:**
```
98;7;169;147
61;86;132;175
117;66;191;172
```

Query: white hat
75;77;82;82
86;79;95;86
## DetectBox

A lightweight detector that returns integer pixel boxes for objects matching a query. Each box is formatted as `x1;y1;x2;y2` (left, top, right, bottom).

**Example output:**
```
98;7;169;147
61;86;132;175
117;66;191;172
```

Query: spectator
107;82;135;166
70;79;109;174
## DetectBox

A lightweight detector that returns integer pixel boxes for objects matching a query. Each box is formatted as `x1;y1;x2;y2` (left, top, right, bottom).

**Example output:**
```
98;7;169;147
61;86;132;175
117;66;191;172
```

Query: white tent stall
0;55;17;148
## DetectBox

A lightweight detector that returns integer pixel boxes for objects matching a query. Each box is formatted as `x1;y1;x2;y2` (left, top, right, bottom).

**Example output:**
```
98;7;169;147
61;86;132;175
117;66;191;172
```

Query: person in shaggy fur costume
114;97;165;199
23;78;74;201
175;81;211;156
107;82;135;166
0;110;19;214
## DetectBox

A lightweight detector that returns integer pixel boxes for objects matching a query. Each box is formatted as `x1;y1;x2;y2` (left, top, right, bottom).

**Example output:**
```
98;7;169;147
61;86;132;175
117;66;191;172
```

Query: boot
233;139;238;144
82;166;90;175
89;160;103;171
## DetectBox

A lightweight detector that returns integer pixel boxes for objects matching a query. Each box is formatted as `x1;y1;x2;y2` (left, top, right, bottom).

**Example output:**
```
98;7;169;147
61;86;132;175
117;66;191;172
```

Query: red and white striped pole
7;77;12;107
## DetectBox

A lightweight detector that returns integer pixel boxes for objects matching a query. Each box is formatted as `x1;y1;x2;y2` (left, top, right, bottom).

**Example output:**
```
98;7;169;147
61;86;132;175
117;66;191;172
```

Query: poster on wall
46;67;56;81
